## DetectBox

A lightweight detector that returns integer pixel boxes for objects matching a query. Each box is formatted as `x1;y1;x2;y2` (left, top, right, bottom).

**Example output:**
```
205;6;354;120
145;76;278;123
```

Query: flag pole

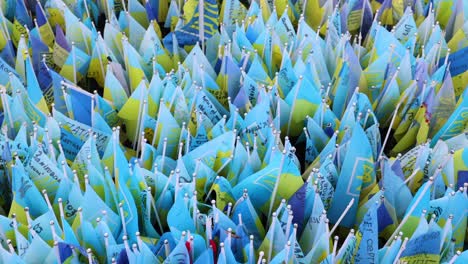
119;203;128;238
33;18;42;42
402;168;420;185
378;101;401;160
267;149;287;225
199;0;205;52
157;170;175;208
95;36;107;84
0;88;14;130
332;235;339;263
122;235;133;260
0;9;12;47
147;187;164;234
53;241;61;264
257;251;264;264
164;239;171;258
392;237;409;264
192;191;198;227
133;85;146;150
6;240;15;254
136;101;147;154
448;251;462;264
50;220;59;244
151;99;165;146
329;198;354;237
286;76;303;136
284;241;292;263
384;177;434;247
204;176;220;203
71;43;78;84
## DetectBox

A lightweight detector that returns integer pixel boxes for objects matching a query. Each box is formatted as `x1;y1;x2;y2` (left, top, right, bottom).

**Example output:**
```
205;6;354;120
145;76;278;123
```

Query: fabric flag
117;80;148;144
163;0;219;49
165;236;191;263
36;2;55;44
258;214;287;262
431;89;468;144
59;45;91;84
328;123;374;228
400;180;432;239
399;231;441;263
232;148;304;216
232;193;265;247
9;158;49;224
285;77;321;136
354;202;378;264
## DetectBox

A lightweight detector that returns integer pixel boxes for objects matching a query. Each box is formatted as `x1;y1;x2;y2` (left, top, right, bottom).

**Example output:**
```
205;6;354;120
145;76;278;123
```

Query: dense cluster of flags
0;0;467;263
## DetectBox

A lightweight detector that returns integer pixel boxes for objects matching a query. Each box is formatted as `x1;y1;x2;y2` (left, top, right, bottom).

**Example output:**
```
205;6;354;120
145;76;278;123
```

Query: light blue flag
155;103;181;159
61;213;80;247
372;25;406;63
0;245;23;264
211;206;237;243
59;45;91;84
379;235;402;264
194;89;224;126
302;215;330;264
217;242;238;264
335;230;357;263
0;57;19;86
247;52;271;85
241;98;271;144
10;158;49;220
400;180;432;238
285;76;321;136
194;247;214;264
116;167;140;243
393;7;417;43
306;116;329;151
374;75;400;124
328;123;374;228
94;94;119;128
455;250;468;264
82;182;121;235
25;56;49;117
167;193;196;234
22;231;51;263
65;85;94;126
165;236;190;264
355;202;378;264
106;243;126;263
218;54;242;100
299;190;325;254
104;64;129;111
138;239;159;263
432;89;468;144
13;220;30;258
73;135;102;178
30;210;62;244
232;147;304;216
258;214;287;263
232;193;265;248
25;148;64;200
399;230;441;263
79;218;106;260
441;189;468;251
382;160;413;220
